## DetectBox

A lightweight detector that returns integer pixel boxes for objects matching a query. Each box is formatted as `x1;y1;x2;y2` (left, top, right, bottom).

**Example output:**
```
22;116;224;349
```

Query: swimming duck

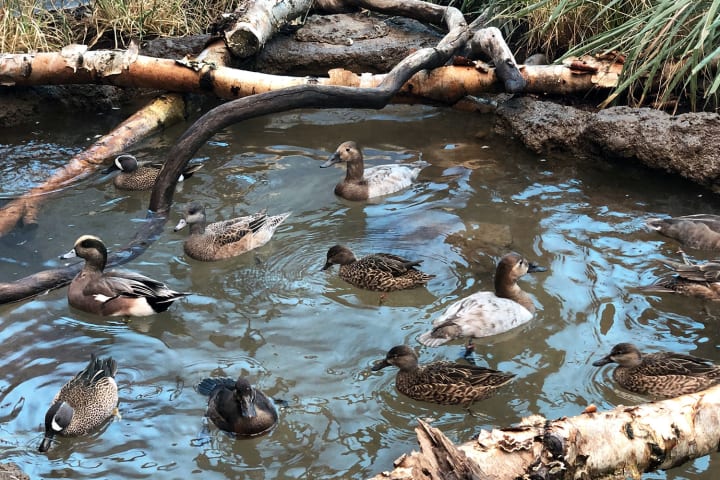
642;256;720;301
320;141;427;201
418;253;546;347
39;354;119;452
646;214;720;250
103;154;203;190
173;202;291;261
322;244;434;292
60;235;190;316
196;376;278;437
592;342;720;398
371;345;514;406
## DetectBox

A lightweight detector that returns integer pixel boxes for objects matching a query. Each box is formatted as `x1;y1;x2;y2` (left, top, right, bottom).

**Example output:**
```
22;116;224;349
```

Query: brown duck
322;245;434;292
372;345;514;406
593;342;720;398
646;214;720;250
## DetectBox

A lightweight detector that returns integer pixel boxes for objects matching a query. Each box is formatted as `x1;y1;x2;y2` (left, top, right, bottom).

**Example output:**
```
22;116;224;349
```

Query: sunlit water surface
1;104;720;479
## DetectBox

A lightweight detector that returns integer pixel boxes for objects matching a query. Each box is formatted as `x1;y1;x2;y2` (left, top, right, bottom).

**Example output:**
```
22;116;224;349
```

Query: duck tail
183;163;204;178
196;377;235;396
418;331;451;347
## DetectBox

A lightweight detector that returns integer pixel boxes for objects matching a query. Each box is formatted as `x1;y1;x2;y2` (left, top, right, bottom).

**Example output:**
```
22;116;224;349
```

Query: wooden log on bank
0;94;186;237
371;384;720;479
219;0;313;58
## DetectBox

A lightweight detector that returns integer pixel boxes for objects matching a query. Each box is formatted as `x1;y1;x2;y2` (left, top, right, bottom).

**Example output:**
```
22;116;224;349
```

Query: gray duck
39;354;119;452
61;235;190;316
174;202;290;261
593;342;720;398
103;154;203;190
322;244;434;292
196;376;278;437
647;214;720;250
371;345;514;406
320;141;427;201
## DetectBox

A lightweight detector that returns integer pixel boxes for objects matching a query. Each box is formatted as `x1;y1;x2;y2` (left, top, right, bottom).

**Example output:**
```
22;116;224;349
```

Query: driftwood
0;93;186;237
0;0;469;304
372;384;720;479
472;26;525;93
220;0;313;58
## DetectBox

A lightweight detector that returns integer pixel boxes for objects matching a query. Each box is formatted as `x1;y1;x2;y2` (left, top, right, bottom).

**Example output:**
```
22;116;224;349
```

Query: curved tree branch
0;0;468;305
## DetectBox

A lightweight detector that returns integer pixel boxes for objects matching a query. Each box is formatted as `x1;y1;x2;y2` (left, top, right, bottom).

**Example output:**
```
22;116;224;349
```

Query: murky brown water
1;103;720;479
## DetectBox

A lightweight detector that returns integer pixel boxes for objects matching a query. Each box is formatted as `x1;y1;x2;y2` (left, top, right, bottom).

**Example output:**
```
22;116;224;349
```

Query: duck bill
371;359;390;371
592;355;613;367
240;395;257;418
59;248;77;260
527;262;547;273
321;261;333;271
173;219;187;232
320;154;340;168
38;434;54;452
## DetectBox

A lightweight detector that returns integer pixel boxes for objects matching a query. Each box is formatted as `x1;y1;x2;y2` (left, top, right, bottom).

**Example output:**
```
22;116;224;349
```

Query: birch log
220;0;313;58
371;384;720;479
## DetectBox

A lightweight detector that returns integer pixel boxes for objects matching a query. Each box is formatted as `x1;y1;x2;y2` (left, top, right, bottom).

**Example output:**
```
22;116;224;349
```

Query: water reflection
1;105;720;479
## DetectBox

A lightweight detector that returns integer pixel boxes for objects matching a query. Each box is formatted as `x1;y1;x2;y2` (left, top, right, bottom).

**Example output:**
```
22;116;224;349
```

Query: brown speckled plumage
174;202;290;261
372;345;514;406
593;343;720;398
39;354;119;452
105;154;202;191
322;245;434;292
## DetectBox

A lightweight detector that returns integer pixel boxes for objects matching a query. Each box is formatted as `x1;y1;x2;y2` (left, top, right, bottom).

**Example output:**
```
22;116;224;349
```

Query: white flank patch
94;294;112;303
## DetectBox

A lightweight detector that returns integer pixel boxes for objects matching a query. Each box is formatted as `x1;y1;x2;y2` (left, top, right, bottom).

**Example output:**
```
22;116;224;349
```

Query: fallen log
371;384;720;479
219;0;313;58
0;93;186;237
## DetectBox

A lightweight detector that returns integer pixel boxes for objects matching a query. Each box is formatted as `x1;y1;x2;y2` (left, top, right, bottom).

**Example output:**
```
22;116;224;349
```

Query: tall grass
483;0;720;111
1;0;239;53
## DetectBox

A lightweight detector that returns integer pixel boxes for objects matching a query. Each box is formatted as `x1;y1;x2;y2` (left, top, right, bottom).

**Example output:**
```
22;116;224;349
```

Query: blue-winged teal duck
197;376;278;437
39;354;119;452
642;255;720;301
593;343;720;398
320;141;427;201
103;154;203;190
647;214;720;250
419;253;546;347
61;235;190;316
371;345;514;406
173;202;291;261
322;244;434;292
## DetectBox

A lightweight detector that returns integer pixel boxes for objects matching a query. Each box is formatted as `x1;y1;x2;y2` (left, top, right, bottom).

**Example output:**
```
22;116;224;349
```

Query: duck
320;141;427;201
196;376;278;437
103;154;203;190
60;235;190;316
39;354;119;452
371;345;514;406
173;202;291;261
646;214;720;250
322;244;434;292
418;253;546;347
592;342;720;398
641;254;720;301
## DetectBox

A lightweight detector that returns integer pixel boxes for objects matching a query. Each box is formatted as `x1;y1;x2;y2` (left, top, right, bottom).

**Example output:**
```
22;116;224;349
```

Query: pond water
1;102;720;479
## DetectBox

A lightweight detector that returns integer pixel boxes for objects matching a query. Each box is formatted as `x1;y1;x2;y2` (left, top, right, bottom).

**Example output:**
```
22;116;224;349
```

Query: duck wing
642;352;720;377
364;253;422;276
204;211;268;243
419;362;514;388
663;259;720;282
92;270;187;302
